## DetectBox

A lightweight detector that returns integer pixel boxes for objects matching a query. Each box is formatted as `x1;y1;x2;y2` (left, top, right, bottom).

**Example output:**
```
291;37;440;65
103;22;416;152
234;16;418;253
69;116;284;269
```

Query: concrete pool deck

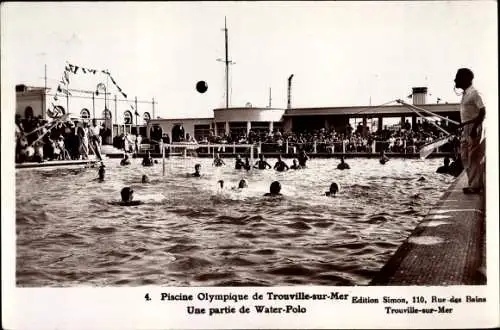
371;172;486;285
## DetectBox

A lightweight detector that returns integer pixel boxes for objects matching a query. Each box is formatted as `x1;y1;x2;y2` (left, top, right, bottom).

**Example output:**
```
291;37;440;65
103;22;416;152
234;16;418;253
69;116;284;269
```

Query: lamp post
96;83;109;143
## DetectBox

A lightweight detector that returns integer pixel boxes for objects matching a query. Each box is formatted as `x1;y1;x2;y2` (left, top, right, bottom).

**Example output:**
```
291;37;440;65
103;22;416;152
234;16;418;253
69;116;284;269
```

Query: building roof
284;103;460;117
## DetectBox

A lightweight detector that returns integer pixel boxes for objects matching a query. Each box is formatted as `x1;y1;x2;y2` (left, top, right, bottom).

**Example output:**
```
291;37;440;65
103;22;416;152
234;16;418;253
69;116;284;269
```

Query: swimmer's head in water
329;182;339;195
270;181;281;194
236;154;241;159
195;164;201;171
142;175;150;183
121;187;134;202
98;165;105;179
340;156;345;163
218;180;224;188
154;160;158;164
293;159;298;165
259;154;264;160
444;156;450;166
238;179;248;189
123;153;129;159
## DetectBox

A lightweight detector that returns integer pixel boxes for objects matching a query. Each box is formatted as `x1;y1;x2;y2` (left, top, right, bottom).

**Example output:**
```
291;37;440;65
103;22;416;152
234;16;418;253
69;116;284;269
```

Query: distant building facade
147;87;460;142
15;84;156;144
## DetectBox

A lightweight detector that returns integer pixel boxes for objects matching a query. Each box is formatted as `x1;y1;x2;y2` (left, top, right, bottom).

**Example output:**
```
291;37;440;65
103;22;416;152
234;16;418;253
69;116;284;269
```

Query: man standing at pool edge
454;68;486;194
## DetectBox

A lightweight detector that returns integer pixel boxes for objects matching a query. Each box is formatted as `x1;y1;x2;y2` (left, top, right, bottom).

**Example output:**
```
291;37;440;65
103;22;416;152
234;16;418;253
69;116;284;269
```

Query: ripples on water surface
16;157;453;286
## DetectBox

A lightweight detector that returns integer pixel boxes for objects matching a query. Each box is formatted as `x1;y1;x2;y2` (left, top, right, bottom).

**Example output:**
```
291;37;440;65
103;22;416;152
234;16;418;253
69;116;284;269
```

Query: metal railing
147;139;455;156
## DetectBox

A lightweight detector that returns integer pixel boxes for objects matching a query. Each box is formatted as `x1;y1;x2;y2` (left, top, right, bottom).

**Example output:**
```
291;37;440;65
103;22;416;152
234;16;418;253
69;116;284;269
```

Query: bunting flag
61;62;141;117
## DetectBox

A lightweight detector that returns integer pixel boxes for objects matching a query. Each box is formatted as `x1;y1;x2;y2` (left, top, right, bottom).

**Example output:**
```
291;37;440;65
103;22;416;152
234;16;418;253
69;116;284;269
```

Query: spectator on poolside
454;68;486;194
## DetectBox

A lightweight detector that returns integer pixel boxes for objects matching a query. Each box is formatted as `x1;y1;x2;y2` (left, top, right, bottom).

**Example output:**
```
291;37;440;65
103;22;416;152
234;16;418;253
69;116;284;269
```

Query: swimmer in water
290;159;301;170
274;155;289;172
238;179;248;189
119;187;143;206
436;156;451;174
218;180;224;189
98;165;105;181
235;154;245;170
264;181;282;196
325;182;339;196
298;150;309;168
244;157;251;171
337;156;350;170
142;151;153;167
379;150;389;165
120;153;131;166
213;153;225;167
192;164;201;177
254;154;272;170
142;174;150;183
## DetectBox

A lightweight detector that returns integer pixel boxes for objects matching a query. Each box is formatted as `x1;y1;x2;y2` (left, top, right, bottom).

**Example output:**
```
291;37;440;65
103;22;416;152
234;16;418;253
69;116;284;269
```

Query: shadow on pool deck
371;172;486;286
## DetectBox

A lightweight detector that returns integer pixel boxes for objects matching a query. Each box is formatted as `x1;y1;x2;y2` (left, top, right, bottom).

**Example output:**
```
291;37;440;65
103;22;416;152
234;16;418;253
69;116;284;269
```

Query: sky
1;1;498;119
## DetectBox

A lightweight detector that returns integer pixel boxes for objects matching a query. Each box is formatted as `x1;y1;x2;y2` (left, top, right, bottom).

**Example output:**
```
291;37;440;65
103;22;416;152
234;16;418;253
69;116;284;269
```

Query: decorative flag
407;93;413;99
73;66;79;74
135;111;139;116
54;95;58;101
57;85;62;93
82;68;87;74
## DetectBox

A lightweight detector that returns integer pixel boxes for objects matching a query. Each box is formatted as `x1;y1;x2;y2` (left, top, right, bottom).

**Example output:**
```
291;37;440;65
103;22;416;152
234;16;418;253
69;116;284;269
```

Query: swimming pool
16;157;453;286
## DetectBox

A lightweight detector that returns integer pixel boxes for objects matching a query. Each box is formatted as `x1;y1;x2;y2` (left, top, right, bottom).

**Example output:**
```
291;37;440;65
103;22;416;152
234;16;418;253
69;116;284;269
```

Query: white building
15;84;156;144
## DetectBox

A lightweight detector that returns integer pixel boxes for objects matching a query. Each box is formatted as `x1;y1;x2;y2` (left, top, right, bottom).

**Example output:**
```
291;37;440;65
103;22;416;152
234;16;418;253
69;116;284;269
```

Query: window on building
194;124;211;142
250;121;271;137
143;112;151;123
124;111;133;124
80;108;91;119
228;121;247;138
25;106;34;119
216;122;226;136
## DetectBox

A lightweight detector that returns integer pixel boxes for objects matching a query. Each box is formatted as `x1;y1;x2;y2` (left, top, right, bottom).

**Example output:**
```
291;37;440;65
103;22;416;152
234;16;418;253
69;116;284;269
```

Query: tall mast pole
268;87;272;107
224;17;229;109
217;17;234;109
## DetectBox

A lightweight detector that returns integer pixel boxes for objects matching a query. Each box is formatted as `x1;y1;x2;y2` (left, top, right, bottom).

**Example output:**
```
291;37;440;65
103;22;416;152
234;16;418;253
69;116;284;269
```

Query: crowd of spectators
15;113;106;163
195;119;459;155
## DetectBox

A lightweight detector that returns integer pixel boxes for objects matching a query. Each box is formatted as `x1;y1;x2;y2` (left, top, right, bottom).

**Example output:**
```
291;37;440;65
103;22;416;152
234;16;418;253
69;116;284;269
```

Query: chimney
412;87;427;105
287;74;294;109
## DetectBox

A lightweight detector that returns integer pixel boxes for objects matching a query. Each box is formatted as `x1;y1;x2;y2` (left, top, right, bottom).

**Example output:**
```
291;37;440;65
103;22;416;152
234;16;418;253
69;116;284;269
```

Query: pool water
16;157;453;286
